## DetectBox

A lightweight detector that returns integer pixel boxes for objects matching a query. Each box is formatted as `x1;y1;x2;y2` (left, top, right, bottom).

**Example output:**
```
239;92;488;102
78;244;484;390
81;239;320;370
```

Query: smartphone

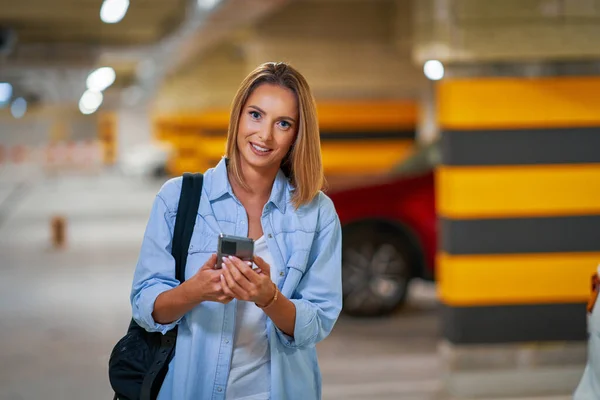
215;233;254;269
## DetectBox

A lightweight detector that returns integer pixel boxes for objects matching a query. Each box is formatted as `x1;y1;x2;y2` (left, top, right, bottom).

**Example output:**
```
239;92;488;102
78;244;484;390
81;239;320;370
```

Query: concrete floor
0;167;576;400
0;168;442;400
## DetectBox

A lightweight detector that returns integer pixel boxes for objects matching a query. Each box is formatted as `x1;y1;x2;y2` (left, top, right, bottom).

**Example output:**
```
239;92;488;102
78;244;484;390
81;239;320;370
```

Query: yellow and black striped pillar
436;76;600;344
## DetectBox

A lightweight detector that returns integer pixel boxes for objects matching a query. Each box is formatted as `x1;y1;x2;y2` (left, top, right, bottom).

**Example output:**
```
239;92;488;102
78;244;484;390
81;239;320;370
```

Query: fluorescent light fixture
197;0;220;10
79;90;103;115
87;67;116;92
0;83;12;104
423;60;444;81
100;0;130;24
10;97;27;119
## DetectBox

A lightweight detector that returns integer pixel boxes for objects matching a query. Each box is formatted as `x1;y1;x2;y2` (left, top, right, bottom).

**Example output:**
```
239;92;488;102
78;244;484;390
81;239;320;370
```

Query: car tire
341;221;414;317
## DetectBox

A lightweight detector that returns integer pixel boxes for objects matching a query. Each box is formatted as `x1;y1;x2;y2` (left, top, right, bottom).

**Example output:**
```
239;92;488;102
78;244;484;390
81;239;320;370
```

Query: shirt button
217;387;223;392
279;271;284;277
268;233;273;239
225;339;230;344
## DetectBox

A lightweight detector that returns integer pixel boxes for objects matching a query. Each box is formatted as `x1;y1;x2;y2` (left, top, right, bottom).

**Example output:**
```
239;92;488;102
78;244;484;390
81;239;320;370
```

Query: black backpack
109;173;204;400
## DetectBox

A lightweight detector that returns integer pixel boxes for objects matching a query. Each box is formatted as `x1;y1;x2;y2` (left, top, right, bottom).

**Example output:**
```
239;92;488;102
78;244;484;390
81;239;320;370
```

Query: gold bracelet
257;283;278;309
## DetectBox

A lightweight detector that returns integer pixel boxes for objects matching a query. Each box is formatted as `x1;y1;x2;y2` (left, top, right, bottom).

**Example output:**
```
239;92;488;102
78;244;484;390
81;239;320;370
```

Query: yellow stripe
317;100;417;131
438;252;600;306
155;100;417;133
438;77;600;129
437;164;600;219
321;140;414;174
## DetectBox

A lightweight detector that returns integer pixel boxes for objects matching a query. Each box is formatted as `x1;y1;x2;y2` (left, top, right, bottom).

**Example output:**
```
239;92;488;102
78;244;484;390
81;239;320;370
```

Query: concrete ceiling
0;0;188;113
0;0;187;45
0;0;418;116
0;0;292;115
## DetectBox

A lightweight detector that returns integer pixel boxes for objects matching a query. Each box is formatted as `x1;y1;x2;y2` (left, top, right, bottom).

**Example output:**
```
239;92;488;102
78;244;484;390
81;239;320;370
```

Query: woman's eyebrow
248;105;296;123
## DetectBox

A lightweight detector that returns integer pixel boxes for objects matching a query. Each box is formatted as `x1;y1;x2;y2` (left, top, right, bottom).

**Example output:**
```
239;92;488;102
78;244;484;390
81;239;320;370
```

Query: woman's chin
241;152;282;171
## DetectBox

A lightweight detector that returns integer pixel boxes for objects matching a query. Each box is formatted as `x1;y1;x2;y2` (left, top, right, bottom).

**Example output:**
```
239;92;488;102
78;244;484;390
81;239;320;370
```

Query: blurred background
1;0;599;399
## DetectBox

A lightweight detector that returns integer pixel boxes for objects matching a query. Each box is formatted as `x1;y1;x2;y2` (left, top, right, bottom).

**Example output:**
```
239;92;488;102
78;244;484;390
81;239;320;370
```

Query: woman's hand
182;254;233;304
220;255;276;306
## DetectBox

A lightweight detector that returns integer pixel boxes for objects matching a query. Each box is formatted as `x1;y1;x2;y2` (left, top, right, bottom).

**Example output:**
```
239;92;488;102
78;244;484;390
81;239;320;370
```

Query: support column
436;74;600;398
110;106;153;166
416;80;438;145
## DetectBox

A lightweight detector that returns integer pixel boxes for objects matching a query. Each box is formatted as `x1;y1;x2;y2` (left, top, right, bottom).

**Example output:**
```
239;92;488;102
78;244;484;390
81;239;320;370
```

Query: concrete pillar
113;106;153;164
411;1;600;396
416;80;438;145
435;72;600;398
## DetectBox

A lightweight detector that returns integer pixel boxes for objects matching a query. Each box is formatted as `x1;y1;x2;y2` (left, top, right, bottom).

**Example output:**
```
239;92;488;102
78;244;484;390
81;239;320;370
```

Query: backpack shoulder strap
171;173;203;283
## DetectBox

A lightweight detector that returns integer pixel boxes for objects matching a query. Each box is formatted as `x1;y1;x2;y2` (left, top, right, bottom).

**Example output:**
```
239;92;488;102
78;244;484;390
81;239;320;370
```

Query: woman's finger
220;275;235;298
221;261;250;299
254;255;271;275
228;256;261;284
224;257;257;290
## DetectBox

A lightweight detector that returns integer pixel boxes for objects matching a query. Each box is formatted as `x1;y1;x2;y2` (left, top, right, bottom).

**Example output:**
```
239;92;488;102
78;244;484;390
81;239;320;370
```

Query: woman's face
236;83;299;173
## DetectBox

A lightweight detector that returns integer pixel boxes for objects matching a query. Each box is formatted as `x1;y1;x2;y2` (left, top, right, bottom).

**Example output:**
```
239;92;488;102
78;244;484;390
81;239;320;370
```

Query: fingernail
246;261;252;266
222;263;227;269
222;256;228;262
228;255;235;260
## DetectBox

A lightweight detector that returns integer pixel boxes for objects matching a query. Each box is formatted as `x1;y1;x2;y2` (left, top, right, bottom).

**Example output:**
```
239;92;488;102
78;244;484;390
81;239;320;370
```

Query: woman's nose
258;125;273;141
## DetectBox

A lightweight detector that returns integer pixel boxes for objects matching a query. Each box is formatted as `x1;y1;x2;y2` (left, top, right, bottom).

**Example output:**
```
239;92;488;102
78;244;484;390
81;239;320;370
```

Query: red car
328;142;438;317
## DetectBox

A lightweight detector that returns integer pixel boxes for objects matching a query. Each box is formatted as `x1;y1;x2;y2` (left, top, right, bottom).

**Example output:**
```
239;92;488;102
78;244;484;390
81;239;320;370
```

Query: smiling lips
250;142;272;156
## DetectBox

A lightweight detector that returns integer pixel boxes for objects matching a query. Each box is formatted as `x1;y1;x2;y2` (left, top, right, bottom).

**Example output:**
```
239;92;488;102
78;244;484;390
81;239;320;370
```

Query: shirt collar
207;157;289;214
268;168;289;214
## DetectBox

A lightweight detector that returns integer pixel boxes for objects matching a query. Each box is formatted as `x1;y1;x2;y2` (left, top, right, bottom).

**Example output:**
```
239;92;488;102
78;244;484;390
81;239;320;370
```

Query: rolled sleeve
134;281;181;334
130;179;184;334
275;299;319;348
276;196;343;348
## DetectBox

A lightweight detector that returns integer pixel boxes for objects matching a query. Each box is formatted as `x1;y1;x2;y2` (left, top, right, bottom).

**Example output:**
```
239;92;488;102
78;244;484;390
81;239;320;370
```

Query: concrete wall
413;0;600;63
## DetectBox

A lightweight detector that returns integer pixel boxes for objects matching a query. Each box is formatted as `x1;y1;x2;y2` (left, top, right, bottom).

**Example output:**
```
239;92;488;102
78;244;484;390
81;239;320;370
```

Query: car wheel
341;221;413;317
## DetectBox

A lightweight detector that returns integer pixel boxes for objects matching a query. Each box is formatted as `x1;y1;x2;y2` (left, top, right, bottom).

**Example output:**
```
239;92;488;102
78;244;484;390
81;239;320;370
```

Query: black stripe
320;130;415;141
441;215;600;254
441;303;587;344
442;127;600;166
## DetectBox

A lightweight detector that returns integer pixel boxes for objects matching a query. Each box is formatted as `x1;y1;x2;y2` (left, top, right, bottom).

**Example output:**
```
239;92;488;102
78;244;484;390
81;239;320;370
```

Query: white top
225;235;275;400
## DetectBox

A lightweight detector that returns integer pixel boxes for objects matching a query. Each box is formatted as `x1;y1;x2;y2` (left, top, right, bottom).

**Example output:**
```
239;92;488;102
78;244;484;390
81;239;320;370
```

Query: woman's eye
278;121;291;129
249;111;261;119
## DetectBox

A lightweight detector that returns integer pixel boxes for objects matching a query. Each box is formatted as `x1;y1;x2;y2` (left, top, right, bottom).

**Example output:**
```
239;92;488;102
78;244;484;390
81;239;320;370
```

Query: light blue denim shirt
130;157;343;400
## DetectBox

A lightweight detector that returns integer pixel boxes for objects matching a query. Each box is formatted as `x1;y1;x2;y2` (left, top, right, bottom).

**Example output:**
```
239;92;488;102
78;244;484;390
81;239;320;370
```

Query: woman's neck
230;161;278;202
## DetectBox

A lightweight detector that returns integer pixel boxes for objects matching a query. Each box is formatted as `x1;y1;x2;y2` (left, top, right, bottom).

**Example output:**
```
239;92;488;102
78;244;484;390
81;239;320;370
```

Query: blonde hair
225;62;324;209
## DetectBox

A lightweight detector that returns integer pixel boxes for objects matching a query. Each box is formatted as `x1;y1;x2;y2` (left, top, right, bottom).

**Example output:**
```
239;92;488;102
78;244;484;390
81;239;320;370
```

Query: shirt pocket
185;226;219;280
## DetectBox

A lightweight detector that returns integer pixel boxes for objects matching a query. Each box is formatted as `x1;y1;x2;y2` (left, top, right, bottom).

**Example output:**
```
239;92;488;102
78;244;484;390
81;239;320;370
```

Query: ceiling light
87;67;116;92
79;90;103;115
0;83;12;104
197;0;220;10
100;0;130;24
423;60;444;81
80;105;97;115
10;97;27;119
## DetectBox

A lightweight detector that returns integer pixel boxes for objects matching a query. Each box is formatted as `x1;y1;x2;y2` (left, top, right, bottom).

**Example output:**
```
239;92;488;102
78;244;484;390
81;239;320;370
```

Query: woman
130;62;343;400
